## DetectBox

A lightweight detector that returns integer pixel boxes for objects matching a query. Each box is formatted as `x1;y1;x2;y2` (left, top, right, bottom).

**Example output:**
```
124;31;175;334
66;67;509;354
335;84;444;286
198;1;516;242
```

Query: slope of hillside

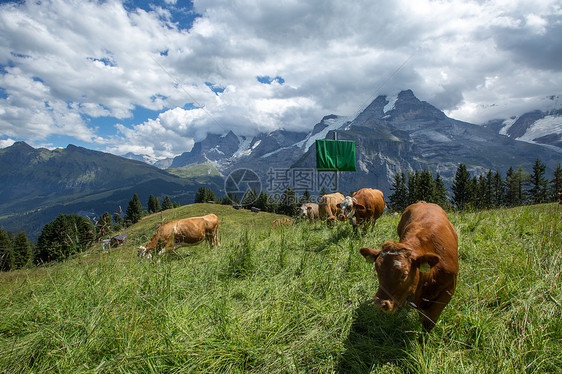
0;203;560;373
0;143;222;239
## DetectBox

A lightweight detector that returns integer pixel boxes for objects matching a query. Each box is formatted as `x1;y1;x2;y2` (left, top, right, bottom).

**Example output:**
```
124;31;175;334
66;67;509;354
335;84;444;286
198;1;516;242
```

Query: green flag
315;139;356;171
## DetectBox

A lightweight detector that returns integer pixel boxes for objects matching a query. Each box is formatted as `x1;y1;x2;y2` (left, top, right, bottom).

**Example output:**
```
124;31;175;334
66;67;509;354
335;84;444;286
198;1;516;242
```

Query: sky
0;0;561;161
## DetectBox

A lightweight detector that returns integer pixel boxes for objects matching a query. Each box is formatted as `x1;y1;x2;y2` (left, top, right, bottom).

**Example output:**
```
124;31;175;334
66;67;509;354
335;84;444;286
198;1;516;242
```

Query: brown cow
559;192;562;204
318;192;345;226
339;188;385;232
359;201;458;332
299;203;319;221
138;214;220;258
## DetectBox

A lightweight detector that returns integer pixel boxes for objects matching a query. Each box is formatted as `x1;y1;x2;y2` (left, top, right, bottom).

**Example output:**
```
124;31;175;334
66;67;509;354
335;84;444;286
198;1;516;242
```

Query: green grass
167;163;222;179
0;203;560;373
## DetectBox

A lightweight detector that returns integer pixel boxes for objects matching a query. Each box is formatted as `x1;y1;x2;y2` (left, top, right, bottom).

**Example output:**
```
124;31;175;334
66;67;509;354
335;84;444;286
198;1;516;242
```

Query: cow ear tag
419;262;431;273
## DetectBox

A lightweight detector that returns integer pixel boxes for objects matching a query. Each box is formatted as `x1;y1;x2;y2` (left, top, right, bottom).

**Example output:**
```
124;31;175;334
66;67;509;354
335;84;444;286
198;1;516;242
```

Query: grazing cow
272;217;292;228
299;203;319;221
318;192;345;226
339;188;385;232
138;214;220;258
359;202;458;332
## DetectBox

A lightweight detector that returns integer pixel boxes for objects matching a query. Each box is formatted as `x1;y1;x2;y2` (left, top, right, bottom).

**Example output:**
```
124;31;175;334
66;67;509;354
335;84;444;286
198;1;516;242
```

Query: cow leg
214;227;220;248
362;220;371;235
418;291;453;333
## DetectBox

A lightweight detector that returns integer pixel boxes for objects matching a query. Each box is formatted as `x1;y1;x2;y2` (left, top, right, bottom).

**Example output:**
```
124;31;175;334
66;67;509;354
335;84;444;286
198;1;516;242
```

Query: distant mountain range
0;142;222;239
2;89;560;239
483;100;562;151
133;89;561;196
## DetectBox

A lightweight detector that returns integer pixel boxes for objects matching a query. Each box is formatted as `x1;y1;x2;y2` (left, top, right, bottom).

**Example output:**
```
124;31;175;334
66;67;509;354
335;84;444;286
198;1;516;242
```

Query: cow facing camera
224;168;262;205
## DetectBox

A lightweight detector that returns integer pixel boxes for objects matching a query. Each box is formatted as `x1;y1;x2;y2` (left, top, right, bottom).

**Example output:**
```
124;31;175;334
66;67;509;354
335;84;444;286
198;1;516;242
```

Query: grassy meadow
0;203;561;373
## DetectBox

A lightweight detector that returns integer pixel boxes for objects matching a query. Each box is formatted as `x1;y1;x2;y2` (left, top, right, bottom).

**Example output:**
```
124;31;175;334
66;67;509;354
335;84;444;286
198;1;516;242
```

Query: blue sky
0;0;561;161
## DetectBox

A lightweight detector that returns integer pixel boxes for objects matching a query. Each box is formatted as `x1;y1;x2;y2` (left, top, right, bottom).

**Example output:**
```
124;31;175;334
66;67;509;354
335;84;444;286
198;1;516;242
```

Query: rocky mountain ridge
147;90;561;196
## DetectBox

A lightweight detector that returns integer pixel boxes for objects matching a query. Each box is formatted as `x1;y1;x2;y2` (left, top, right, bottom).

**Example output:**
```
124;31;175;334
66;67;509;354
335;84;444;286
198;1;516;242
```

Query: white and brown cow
339;188;385;232
138;214;220;258
299;203;319;221
359;202;458;332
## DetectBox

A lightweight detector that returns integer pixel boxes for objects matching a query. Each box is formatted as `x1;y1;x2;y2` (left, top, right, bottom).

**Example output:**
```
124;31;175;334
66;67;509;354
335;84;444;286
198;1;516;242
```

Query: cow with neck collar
359;201;458;332
338;188;385;233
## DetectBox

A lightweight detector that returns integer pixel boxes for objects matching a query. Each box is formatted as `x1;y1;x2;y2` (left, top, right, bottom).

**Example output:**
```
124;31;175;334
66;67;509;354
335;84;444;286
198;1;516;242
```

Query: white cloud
0;138;15;148
0;0;560;159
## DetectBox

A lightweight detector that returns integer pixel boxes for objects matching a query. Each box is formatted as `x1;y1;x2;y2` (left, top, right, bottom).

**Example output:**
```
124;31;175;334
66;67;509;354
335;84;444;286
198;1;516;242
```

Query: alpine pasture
0;203;560;373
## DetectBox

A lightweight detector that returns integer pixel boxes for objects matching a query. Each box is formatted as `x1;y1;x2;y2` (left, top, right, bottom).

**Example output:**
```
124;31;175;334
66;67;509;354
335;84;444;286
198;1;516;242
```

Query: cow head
339;196;366;222
326;215;338;227
338;196;354;221
360;241;440;313
299;205;309;218
305;205;315;219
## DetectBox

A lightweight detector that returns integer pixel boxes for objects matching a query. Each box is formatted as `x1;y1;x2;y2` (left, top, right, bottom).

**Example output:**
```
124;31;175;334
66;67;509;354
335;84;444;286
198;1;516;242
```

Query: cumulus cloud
0;0;561;157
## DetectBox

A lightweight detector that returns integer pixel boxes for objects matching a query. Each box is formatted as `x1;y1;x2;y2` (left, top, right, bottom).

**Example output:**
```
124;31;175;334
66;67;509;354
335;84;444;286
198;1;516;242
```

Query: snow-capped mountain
484;106;562;151
137;90;562;197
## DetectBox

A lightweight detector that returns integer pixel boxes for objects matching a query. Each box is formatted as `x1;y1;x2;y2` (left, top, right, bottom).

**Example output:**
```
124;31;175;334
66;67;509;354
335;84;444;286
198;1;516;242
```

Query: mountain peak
352;89;446;125
398;89;415;99
8;141;34;151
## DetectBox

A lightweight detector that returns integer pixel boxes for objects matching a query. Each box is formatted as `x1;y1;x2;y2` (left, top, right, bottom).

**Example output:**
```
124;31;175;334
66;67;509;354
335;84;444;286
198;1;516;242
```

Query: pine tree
148;194;161;213
96;212;113;240
528;159;548;204
418;169;435;202
505;167;516;206
492;171;505;207
300;189;312;205
125;193;143;225
113;213;124;231
13;231;32;269
36;214;95;264
242;189;258;208
195;187;216;203
451;164;471;210
194;187;205;203
475;175;488;210
407;170;420;205
254;191;270;211
389;172;408;212
162;195;173;210
551;163;562;202
204;188;216;203
0;228;14;271
484;170;494;209
505;167;528;206
279;187;298;216
433;173;449;208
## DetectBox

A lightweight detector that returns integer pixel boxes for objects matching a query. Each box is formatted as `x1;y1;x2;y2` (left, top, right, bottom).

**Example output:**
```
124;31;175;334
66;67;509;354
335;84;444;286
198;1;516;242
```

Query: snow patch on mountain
208;146;224;156
517;115;562;142
299;115;351;152
500;117;518;135
383;95;398;113
232;135;252;158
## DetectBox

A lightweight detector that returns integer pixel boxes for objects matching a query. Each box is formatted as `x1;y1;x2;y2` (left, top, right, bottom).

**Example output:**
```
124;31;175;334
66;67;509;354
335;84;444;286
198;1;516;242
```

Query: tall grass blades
0;203;560;373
